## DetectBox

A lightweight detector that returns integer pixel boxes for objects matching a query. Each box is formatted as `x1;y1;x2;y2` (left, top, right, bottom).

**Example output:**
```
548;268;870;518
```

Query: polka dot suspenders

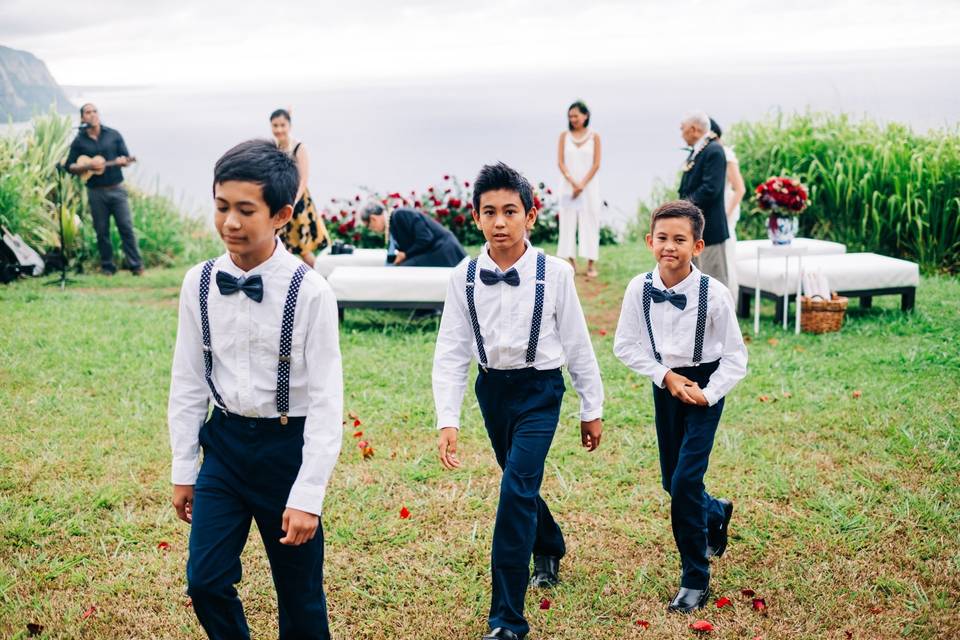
465;251;547;370
198;261;310;423
641;272;709;364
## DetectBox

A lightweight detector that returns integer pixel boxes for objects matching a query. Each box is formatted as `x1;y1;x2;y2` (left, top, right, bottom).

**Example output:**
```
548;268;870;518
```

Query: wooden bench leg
901;288;916;312
860;295;873;309
737;290;751;318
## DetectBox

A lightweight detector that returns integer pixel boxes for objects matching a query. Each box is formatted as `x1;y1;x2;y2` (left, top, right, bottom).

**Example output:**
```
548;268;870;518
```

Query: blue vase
767;213;798;245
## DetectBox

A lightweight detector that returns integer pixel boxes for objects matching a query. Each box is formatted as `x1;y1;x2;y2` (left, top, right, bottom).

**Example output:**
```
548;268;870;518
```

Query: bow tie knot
650;286;687;310
216;270;264;302
479;267;520;286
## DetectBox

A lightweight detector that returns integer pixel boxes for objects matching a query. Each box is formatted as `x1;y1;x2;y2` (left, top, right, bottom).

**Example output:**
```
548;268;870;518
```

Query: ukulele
75;154;137;183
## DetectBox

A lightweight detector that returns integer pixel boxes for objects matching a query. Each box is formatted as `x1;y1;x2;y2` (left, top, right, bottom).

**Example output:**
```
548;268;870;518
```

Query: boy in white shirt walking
433;163;604;640
168;140;343;639
614;200;747;613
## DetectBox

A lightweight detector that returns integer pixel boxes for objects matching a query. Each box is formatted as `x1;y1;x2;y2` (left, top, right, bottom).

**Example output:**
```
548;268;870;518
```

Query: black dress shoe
706;499;734;558
530;555;560;588
482;628;520;640
667;586;710;613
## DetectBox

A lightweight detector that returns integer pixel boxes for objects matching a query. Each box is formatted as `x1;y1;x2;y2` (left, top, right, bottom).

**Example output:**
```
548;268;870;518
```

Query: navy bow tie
216;270;264;302
650;286;687;310
479;267;520;286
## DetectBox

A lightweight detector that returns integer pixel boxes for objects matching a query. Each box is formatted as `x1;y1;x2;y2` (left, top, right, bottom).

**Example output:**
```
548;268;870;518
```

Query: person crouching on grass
613;200;747;613
168;140;343;639
432;162;605;640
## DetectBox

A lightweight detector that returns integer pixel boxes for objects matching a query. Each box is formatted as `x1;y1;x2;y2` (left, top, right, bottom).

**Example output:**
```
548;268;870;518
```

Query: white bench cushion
314;249;388;278
738;252;919;296
327;258;468;303
736;238;846;261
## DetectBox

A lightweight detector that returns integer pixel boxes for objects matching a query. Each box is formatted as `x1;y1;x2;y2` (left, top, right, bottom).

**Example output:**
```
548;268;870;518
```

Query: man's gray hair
681;110;710;132
359;201;385;222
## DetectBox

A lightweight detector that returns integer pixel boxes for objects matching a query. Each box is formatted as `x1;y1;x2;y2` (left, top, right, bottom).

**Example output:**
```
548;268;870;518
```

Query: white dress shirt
432;241;604;429
613;265;747;406
168;239;343;515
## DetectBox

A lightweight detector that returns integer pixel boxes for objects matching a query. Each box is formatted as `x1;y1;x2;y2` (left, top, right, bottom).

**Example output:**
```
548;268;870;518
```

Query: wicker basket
800;294;848;333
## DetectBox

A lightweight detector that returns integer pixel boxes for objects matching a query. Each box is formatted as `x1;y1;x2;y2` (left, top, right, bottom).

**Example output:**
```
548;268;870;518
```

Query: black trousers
187;411;330;640
86;185;142;271
475;367;567;638
401;237;467;267
652;360;727;590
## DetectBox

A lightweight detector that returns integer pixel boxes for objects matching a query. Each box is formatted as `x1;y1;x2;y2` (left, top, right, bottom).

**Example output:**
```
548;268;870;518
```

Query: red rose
388;192;402;198
346;219;356;230
443;174;450;180
436;208;450;216
338;224;348;234
466;202;474;210
533;196;542;209
546;188;553;195
414;201;422;208
464;181;470;187
352;233;361;242
448;198;462;208
428;187;434;193
454;214;466;225
354;195;360;202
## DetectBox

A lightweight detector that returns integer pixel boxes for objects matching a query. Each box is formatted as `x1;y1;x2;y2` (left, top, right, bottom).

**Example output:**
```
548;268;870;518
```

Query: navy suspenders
466;251;547;370
199;260;227;409
641;272;709;364
198;261;309;422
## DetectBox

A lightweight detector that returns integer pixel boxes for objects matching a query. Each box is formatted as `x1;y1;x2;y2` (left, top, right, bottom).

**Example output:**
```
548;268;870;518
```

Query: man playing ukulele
66;103;143;275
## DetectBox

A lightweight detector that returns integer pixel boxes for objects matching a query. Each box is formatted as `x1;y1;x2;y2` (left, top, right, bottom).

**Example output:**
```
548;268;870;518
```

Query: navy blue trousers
652;360;727;590
187;411;330;640
475;367;567;638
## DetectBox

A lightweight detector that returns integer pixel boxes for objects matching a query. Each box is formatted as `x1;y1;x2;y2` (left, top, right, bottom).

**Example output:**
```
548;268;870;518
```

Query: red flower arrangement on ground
321;174;561;248
755;176;809;214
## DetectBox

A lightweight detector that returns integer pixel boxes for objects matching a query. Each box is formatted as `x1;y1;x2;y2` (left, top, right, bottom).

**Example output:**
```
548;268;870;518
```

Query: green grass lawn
1;241;958;639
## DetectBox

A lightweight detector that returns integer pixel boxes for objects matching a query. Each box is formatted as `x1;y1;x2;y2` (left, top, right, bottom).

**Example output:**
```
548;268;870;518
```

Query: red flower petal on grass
353;431;363;438
869;606;883;614
635;619;650;629
81;606;97;620
362;446;374;459
852;390;862;399
353;418;362;427
758;395;770;403
157;541;170;551
598;329;607;336
399;506;410;519
716;596;732;608
844;631;853;640
690;619;713;632
752;597;767;613
740;589;756;597
539;598;551;610
357;440;368;449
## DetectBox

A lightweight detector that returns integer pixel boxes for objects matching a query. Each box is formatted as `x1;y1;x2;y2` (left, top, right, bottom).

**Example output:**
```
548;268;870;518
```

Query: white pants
557;202;600;261
724;216;739;303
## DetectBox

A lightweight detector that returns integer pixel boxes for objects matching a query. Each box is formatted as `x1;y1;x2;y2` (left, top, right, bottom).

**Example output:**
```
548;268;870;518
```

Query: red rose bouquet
755;176;809;214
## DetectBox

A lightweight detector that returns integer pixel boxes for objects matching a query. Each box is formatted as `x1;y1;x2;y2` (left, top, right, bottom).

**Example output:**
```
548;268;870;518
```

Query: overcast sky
2;0;959;87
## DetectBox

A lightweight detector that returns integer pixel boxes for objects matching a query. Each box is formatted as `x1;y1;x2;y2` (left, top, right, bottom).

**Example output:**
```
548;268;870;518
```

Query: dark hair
650;200;705;241
212;139;299;215
472;162;534;213
709;117;722;139
80;103;94;117
270;108;291;123
568;100;590;130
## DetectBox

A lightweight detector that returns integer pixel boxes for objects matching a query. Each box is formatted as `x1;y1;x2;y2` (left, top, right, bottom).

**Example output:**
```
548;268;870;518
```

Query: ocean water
58;52;960;229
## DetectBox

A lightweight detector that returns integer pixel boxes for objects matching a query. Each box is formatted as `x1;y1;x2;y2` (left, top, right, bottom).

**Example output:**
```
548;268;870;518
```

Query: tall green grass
0;110;218;270
729;112;960;273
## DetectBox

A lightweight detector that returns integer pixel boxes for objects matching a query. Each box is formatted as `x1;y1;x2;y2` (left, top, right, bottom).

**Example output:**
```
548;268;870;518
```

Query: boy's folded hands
664;371;709;406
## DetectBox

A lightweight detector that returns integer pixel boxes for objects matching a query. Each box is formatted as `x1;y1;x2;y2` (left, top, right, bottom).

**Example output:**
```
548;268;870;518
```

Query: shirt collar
692;133;711;154
653;263;701;293
478;238;535;272
221;237;289;276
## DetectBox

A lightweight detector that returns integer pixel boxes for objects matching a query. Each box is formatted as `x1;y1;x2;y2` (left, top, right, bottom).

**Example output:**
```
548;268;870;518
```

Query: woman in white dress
711;118;745;301
557;101;602;278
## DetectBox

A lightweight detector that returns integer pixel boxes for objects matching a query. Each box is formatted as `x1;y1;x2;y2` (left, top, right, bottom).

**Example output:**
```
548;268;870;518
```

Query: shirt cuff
286;483;328;517
436;413;461;430
579;405;603;422
652;364;671;388
171;458;200;485
702;388;719;407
